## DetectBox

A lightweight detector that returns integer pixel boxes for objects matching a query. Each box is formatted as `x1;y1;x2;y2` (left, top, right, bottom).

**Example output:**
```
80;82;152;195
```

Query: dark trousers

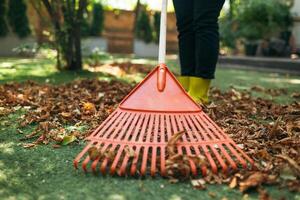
173;0;225;79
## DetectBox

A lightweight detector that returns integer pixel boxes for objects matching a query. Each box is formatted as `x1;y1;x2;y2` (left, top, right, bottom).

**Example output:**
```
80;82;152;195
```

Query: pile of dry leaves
199;87;300;194
0;79;133;146
1;77;299;195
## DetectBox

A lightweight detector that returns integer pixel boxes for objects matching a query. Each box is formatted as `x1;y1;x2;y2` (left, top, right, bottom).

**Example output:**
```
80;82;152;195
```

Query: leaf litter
0;77;299;195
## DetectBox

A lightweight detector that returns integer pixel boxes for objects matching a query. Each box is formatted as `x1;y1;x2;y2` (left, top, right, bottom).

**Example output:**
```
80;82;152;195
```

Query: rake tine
159;114;166;176
109;114;137;175
189;115;218;173
141;114;155;176
175;115;197;176
150;114;160;176
110;114;140;175
130;114;150;175
89;110;121;138
130;146;142;176
74;143;93;169
195;115;228;173
181;115;207;176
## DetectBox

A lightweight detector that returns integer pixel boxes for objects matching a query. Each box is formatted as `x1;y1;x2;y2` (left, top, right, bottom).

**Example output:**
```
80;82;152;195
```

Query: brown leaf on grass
104;149;116;161
291;92;300;99
124;145;135;158
258;188;272;200
167;131;185;155
52;144;61;148
188;155;207;166
239;172;277;192
286;117;300;136
166;154;190;180
191;179;206;190
275;154;300;177
229;177;237;188
88;147;101;161
23;143;36;148
269;116;282;138
251;85;265;92
286;180;300;192
61;112;72;118
83;102;96;112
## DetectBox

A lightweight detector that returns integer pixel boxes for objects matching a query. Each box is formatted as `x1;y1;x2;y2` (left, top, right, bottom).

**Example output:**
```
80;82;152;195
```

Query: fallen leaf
124;145;135;158
275;154;300;177
239;172;277;192
83;102;96;113
61;112;72;118
61;135;76;145
229;177;237;188
23;143;36;148
191;179;206;190
88;146;101;161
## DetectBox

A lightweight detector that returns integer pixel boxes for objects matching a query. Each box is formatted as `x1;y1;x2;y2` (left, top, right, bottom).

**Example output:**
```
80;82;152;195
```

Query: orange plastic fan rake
73;64;254;176
73;0;254;177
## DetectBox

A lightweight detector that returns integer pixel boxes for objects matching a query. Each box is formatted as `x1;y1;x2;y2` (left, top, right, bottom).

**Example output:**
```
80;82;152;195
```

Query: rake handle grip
157;64;167;92
157;0;168;92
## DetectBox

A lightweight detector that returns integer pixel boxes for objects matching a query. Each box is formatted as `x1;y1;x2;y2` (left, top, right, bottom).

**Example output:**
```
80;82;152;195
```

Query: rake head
74;64;254;177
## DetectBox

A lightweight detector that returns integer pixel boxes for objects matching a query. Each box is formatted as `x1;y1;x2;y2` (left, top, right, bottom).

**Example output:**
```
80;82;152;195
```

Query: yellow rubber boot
188;77;211;104
177;76;190;91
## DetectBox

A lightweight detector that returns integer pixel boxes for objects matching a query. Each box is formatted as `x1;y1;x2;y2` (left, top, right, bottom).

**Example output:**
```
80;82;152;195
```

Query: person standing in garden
173;0;225;104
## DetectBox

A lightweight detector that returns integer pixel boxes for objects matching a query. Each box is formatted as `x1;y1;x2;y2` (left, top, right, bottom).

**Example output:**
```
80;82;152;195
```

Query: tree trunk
41;0;86;71
73;25;82;70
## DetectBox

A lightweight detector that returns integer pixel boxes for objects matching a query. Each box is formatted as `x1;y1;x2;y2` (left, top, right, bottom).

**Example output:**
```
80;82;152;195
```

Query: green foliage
81;13;91;37
136;8;153;43
153;11;160;43
219;16;239;49
86;47;111;66
237;0;292;41
8;0;31;38
90;2;104;36
0;0;8;37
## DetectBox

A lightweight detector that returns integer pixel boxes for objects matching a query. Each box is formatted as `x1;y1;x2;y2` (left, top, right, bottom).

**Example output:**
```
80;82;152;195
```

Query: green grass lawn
1;57;300;200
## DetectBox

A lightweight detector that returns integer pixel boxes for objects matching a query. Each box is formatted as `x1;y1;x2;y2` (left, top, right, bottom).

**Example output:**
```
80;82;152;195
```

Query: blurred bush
220;0;293;56
8;0;31;38
136;6;153;43
90;2;104;36
86;47;112;67
0;0;8;37
153;11;160;44
237;0;292;41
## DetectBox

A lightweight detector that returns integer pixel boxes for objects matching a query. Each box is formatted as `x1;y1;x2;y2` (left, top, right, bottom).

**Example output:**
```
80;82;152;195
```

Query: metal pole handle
158;0;168;64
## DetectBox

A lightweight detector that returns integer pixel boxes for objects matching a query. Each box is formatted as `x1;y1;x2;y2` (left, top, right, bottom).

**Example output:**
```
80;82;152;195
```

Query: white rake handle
157;0;168;92
158;0;168;64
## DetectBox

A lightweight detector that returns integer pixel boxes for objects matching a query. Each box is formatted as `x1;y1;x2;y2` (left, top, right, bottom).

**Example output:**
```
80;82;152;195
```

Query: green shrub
237;0;292;41
81;13;91;37
8;0;31;38
220;15;239;49
153;11;160;43
90;2;104;36
0;0;8;37
136;8;153;43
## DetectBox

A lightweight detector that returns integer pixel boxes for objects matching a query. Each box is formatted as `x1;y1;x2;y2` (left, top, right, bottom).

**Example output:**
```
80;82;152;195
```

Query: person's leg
193;0;225;79
173;0;194;91
188;0;225;103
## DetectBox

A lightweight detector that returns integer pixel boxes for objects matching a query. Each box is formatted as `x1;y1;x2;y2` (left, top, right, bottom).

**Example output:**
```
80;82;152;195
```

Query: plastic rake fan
73;64;254;176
